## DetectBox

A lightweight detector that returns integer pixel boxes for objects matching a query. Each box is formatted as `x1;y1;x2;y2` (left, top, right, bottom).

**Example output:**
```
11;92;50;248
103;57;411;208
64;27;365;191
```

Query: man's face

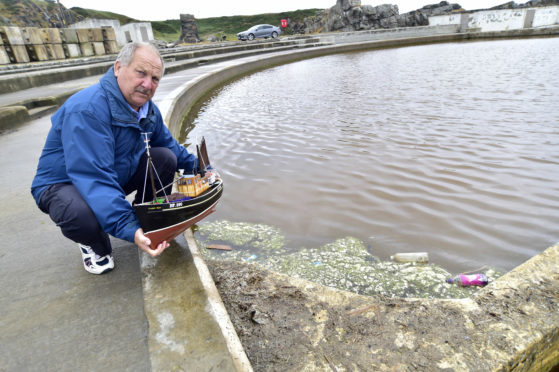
114;47;162;111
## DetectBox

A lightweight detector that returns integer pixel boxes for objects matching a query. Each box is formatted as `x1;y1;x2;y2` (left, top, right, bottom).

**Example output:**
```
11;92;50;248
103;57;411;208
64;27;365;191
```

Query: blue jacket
31;67;198;242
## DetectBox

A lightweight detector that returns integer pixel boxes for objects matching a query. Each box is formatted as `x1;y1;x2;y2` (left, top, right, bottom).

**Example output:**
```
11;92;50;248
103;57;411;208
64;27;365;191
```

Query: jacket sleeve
61;109;140;242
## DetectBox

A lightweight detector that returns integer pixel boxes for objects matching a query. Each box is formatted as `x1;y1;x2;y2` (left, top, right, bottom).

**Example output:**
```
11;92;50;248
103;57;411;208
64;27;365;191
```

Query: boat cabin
177;173;210;197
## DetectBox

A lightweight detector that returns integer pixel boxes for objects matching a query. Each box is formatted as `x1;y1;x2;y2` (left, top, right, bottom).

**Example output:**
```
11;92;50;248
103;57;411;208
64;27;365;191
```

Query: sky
58;0;520;21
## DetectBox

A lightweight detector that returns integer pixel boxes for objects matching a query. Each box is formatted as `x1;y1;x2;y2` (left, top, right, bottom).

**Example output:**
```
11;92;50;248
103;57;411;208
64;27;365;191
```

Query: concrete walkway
0;49;281;371
0;114;151;371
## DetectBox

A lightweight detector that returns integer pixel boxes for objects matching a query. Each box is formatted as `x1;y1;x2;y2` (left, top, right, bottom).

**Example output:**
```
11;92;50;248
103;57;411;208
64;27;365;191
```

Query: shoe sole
84;265;114;275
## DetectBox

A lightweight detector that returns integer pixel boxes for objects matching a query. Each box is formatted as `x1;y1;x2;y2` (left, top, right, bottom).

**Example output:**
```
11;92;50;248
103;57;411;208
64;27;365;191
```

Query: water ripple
183;38;559;273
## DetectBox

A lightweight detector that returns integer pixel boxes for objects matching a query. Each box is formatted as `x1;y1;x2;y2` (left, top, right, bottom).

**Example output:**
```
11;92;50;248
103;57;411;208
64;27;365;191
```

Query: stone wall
70;19;125;46
0;26;119;65
429;6;559;31
70;19;154;46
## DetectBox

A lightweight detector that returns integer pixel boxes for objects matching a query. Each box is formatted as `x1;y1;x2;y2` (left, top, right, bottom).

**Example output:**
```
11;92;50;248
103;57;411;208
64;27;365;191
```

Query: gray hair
116;42;165;77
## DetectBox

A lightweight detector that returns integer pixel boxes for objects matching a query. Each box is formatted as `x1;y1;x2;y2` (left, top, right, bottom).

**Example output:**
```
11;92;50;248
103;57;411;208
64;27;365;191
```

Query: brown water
181;38;559;273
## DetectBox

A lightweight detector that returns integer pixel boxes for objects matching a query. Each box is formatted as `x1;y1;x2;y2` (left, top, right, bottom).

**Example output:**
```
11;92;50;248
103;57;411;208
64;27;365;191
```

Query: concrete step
0;39;323;94
28;104;58;121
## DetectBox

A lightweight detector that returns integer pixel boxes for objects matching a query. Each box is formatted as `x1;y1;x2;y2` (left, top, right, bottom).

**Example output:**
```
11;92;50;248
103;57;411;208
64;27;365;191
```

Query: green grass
149;9;322;42
70;6;138;26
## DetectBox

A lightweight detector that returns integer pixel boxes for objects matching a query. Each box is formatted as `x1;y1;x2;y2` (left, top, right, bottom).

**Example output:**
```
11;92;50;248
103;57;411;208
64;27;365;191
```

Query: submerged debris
196;220;503;299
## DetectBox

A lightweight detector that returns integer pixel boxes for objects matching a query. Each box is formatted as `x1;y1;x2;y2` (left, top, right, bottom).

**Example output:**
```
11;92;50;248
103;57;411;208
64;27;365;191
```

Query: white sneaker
79;244;114;275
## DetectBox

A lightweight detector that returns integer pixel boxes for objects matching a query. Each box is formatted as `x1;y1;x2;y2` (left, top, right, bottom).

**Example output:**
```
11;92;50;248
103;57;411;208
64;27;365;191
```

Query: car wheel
248;34;255;41
272;31;278;38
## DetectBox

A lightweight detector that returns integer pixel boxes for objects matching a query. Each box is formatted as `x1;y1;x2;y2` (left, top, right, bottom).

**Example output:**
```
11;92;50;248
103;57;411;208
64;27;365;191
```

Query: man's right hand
134;228;169;256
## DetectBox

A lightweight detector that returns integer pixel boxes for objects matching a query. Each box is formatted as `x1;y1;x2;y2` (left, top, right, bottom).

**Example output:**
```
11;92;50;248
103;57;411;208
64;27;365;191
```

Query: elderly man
31;42;198;274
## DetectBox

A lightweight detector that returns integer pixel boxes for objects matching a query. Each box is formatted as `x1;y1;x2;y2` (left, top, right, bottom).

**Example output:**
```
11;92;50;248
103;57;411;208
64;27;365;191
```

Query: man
31;42;198;274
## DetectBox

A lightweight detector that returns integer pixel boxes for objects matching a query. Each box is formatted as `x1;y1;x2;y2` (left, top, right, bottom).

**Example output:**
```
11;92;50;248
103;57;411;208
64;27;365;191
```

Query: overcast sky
59;0;518;21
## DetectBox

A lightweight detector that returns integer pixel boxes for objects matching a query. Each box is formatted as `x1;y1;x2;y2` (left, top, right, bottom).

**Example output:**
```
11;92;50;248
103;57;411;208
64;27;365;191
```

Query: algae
195;220;502;299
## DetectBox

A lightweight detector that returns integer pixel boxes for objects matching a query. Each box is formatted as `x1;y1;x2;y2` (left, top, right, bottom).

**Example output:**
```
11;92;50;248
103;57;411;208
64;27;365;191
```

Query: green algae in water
196;220;286;252
195;220;503;299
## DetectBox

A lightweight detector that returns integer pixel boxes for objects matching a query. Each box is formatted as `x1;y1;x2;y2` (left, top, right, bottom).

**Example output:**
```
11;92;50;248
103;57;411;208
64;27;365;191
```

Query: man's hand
134;228;170;257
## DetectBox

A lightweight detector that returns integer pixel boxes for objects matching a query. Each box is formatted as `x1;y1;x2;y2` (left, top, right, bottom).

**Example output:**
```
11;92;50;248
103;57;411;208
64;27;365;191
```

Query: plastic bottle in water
446;273;488;287
390;252;429;263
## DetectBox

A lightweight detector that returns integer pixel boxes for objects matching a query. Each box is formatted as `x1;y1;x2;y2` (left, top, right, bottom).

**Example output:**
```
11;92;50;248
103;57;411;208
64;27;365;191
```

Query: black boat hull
134;180;223;249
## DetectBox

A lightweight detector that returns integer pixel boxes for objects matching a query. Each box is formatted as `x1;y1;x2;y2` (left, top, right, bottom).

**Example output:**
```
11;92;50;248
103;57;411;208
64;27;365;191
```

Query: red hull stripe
144;201;219;250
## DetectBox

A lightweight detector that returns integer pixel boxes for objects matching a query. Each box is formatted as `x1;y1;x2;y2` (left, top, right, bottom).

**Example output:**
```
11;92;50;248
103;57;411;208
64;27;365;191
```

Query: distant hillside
152;9;322;41
69;6;137;26
0;0;322;42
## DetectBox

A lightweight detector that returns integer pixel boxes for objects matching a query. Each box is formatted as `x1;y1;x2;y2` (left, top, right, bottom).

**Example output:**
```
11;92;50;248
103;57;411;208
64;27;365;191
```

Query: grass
151;9;322;43
68;7;137;26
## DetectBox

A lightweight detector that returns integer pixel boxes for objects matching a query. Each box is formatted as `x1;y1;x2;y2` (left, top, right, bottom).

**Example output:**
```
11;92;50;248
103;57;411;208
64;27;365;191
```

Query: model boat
134;134;223;250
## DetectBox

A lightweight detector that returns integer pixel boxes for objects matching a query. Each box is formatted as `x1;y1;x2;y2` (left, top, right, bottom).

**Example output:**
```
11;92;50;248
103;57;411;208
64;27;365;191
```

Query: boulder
179;14;200;44
338;0;362;11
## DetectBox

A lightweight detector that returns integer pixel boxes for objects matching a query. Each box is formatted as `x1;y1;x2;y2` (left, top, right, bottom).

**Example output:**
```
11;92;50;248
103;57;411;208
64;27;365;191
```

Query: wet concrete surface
0;115;151;371
140;236;238;371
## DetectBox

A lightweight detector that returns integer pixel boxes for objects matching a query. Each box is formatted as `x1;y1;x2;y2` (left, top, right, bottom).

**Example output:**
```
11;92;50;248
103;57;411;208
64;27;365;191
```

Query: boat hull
134;180;223;250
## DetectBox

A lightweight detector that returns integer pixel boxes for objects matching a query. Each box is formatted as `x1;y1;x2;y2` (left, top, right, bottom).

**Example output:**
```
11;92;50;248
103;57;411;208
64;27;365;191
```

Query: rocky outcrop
178;14;200;44
0;0;82;28
325;2;400;32
290;1;462;34
382;1;463;28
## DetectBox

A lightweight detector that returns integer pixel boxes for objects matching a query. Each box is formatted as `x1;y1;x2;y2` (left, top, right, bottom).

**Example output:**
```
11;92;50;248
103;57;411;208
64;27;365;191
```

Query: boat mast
142;133;161;203
196;144;204;176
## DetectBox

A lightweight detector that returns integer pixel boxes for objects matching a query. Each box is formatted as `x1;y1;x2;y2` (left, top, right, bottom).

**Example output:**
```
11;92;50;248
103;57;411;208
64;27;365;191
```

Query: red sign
280;19;287;28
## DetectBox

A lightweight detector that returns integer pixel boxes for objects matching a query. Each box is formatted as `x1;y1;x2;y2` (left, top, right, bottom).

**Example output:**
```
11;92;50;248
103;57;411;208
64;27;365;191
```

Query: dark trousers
38;147;177;256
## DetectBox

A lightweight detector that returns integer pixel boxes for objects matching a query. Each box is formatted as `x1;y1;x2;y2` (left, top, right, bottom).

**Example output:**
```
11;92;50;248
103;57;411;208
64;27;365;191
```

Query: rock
149;39;168;49
250;307;271;325
338;0;362;12
0;0;82;28
292;1;462;34
179;14;200;44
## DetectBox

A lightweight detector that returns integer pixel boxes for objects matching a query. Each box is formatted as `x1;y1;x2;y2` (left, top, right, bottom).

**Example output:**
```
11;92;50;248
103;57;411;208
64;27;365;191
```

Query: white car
237;24;282;41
